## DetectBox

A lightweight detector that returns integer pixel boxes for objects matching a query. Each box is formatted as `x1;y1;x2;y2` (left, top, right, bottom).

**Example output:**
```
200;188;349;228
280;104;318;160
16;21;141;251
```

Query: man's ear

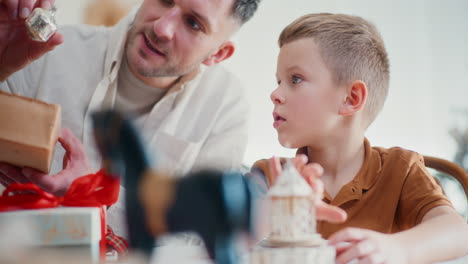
338;80;368;116
202;41;235;66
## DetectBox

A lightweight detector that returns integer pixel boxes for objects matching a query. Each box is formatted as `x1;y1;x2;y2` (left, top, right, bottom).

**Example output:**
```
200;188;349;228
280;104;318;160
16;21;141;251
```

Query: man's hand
328;228;409;264
0;0;63;81
0;128;92;196
268;155;347;223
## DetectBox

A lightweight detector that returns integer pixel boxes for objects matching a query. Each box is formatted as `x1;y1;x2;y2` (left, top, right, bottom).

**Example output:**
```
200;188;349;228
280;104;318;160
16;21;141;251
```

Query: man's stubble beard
125;25;209;78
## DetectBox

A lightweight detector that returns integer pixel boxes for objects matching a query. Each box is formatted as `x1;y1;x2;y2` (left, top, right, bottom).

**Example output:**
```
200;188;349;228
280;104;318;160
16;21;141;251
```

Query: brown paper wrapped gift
0;91;61;173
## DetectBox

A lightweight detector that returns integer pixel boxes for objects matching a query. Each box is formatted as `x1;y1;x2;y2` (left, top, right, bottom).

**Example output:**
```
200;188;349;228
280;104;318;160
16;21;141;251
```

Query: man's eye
186;17;201;31
292;75;303;84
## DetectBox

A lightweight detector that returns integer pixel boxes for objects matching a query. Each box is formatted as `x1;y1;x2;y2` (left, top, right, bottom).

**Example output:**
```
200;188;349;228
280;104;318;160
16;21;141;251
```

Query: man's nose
153;8;179;41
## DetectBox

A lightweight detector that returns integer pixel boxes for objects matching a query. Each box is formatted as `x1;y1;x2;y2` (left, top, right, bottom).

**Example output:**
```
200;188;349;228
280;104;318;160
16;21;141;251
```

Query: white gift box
0;207;102;263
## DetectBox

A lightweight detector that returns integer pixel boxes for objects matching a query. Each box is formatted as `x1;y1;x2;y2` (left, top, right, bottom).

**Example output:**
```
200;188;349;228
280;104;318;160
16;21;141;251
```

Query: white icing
269;198;316;240
267;160;313;197
251;243;336;264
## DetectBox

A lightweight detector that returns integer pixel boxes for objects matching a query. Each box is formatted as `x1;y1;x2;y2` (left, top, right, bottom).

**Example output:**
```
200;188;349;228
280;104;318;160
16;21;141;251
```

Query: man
0;0;260;244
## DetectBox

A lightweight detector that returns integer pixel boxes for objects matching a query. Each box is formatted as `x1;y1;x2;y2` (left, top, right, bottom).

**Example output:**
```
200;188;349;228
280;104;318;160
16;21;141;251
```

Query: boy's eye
292;75;303;84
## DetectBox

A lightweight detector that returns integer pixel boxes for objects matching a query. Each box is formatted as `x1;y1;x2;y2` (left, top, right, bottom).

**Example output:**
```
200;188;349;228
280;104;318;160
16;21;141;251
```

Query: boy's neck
306;132;366;199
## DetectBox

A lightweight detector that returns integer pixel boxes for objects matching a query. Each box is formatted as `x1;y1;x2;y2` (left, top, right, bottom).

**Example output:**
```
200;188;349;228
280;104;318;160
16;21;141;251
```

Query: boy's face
271;38;346;148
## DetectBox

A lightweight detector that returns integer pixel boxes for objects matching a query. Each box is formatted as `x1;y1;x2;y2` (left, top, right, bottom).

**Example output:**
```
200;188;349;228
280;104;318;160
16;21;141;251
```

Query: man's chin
127;49;194;78
132;64;176;78
133;66;160;78
127;54;162;77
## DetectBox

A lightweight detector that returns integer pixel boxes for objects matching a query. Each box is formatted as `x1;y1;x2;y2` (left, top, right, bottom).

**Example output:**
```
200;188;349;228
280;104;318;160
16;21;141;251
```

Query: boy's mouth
273;112;286;128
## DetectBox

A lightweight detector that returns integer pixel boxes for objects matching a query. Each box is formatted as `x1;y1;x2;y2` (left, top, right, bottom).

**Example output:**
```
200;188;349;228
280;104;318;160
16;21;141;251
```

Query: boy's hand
329;228;409;264
0;0;64;81
0;128;92;196
268;155;347;223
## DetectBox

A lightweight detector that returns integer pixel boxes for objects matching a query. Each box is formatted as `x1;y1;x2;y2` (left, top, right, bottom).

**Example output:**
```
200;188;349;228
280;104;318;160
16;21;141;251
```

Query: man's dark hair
231;0;261;24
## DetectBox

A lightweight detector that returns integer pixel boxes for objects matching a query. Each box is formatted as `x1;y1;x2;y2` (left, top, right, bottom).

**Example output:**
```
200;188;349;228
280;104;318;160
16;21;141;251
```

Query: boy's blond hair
279;13;390;126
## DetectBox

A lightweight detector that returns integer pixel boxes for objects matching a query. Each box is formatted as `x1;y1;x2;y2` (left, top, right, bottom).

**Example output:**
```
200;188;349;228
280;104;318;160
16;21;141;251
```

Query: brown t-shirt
251;139;453;239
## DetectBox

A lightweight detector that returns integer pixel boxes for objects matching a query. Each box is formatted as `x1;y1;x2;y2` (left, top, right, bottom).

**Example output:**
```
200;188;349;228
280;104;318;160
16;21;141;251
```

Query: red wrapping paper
0;169;120;260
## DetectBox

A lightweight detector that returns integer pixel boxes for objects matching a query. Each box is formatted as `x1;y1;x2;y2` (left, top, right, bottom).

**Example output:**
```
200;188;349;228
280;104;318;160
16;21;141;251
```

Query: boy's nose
270;88;284;104
153;8;179;42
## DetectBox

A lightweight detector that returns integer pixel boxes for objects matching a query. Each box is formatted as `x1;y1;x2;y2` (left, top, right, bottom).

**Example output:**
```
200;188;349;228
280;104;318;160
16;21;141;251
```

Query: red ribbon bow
0;169;120;260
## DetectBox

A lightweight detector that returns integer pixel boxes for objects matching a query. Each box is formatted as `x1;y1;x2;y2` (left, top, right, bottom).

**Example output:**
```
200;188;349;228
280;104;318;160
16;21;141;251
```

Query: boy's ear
338;80;368;116
202;41;236;66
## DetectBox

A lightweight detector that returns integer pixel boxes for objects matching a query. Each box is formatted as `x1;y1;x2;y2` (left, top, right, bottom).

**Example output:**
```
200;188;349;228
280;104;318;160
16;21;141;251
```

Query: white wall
56;0;468;167
55;0;92;25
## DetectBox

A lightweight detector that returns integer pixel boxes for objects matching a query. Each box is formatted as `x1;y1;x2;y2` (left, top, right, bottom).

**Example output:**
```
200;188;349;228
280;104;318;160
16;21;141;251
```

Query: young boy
250;13;468;264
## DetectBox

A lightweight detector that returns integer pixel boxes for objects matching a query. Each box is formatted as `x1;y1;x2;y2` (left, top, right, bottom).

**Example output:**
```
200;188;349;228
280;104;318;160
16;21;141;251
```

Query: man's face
126;0;239;78
271;38;346;148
